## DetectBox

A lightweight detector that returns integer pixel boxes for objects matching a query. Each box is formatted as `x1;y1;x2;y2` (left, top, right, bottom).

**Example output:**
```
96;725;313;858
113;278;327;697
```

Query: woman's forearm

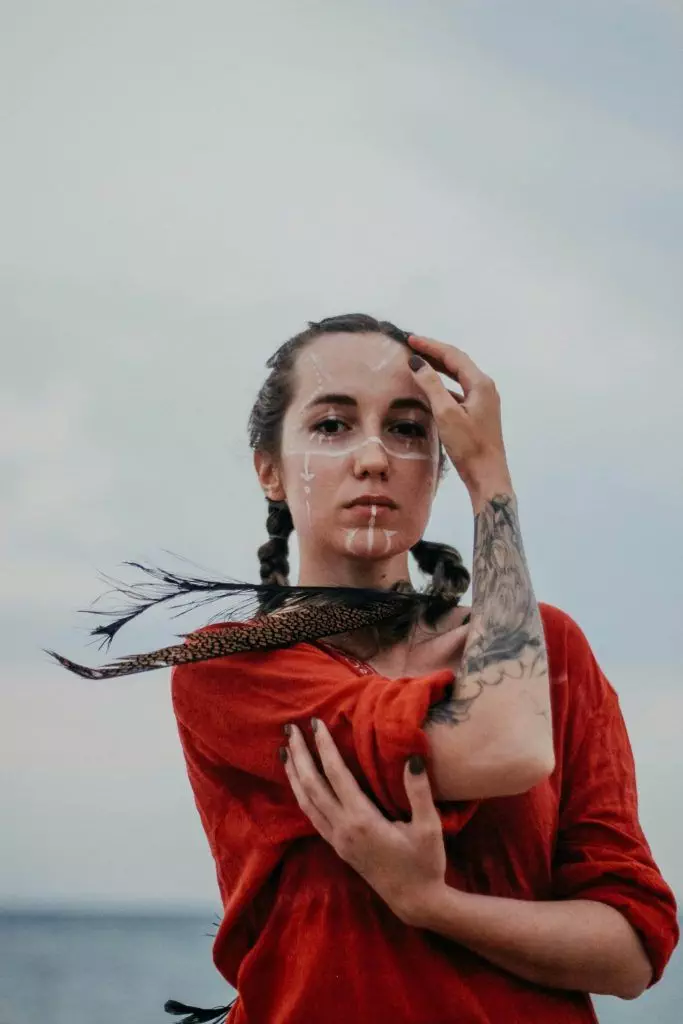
426;483;553;787
409;885;652;1000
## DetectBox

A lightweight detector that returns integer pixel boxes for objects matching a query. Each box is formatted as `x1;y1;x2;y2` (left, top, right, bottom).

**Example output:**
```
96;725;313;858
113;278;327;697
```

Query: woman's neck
297;549;412;591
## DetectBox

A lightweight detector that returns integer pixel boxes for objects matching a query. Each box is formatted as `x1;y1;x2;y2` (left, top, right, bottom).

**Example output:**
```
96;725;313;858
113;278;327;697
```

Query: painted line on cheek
301;451;315;481
345;529;358;552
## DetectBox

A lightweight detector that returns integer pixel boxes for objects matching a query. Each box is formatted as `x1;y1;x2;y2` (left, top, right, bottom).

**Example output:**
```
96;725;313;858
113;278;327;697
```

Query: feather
81;559;427;649
164;998;235;1023
47;560;430;680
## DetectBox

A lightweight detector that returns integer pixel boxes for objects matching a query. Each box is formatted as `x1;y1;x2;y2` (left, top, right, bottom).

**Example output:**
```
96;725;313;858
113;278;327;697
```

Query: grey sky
2;0;681;908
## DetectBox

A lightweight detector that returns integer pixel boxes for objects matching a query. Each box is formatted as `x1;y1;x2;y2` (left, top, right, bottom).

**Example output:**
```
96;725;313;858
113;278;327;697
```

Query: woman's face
272;332;440;560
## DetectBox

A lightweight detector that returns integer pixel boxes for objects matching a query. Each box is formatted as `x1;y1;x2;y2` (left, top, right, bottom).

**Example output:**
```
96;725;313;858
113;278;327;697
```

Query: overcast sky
2;0;682;911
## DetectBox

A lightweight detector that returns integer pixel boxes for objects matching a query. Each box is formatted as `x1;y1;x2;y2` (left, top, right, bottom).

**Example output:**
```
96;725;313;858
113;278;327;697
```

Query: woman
52;314;678;1022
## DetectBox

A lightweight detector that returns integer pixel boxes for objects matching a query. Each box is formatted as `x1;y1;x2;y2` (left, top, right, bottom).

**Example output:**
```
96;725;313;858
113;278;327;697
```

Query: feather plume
47;559;430;680
164;998;235;1023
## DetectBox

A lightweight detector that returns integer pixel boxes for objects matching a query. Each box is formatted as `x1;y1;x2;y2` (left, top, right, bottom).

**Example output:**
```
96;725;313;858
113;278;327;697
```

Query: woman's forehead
292;332;418;401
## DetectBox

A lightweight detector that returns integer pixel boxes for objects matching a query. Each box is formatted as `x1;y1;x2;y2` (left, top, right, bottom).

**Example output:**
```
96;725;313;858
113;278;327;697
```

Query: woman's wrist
461;460;514;513
399;881;456;929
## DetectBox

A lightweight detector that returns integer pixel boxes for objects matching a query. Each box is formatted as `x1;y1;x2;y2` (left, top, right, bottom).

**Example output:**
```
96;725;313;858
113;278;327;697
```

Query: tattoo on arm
427;494;548;726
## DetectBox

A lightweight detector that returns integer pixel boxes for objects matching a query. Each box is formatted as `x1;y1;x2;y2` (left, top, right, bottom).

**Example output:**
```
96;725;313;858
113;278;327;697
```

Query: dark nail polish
278;746;288;763
408;754;425;775
462;613;471;625
283;723;292;737
408;354;425;372
310;717;319;733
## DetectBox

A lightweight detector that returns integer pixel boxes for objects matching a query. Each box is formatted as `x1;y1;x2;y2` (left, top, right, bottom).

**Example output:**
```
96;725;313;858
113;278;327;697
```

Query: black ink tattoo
427;494;548;726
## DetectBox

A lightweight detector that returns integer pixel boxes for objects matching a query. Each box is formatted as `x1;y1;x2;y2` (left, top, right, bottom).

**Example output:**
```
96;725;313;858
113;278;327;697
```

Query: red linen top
171;603;678;1023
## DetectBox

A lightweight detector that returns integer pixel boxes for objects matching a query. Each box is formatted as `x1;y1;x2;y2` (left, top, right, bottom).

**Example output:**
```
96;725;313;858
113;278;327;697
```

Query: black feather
164;998;235;1023
81;559;427;649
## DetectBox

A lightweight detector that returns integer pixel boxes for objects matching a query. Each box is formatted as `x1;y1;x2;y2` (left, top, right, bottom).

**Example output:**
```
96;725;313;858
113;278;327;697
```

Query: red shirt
172;603;678;1023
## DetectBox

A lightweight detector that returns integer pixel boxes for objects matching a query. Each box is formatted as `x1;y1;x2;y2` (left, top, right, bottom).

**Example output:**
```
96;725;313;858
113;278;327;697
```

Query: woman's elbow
489;744;556;796
432;742;555;801
614;953;653;1001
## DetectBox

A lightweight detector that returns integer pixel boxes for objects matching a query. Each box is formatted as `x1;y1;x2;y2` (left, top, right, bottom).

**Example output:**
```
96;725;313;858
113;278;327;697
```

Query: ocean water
0;909;679;1023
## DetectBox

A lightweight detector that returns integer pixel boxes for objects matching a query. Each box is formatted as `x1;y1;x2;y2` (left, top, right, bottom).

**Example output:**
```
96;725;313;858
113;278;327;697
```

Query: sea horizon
1;904;680;1024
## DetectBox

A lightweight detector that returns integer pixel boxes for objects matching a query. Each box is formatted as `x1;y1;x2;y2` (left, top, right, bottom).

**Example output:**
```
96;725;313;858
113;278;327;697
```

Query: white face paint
299;433;434;460
383;529;398;554
278;332;440;564
367;504;377;552
344;528;359;551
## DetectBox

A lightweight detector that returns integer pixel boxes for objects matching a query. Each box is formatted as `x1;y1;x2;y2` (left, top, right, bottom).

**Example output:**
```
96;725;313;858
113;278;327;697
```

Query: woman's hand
282;720;447;925
407;334;511;499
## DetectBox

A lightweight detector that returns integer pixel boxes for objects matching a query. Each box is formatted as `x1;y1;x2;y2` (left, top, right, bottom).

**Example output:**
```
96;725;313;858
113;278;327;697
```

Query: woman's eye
391;421;428;439
312;417;349;435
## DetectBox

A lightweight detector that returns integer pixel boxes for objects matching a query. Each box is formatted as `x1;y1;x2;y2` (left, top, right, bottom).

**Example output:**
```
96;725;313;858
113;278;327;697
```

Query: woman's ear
254;450;286;502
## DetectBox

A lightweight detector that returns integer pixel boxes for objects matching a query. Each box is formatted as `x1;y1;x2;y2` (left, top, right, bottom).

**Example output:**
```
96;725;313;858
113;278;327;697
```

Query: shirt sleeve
551;617;679;987
171;635;476;824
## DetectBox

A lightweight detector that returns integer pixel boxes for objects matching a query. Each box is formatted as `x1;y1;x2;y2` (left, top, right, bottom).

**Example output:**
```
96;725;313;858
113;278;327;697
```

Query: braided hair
48;313;470;680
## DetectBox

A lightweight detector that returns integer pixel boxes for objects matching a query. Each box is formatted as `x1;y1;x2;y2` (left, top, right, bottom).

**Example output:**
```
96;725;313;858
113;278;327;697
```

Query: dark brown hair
248;313;469;624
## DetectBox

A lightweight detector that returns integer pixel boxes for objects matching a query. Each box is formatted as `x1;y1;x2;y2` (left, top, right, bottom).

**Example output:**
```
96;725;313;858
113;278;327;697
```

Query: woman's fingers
286;724;339;828
409;356;467;421
406;332;508;484
403;758;441;826
310;719;382;817
408;334;487;395
283;751;334;840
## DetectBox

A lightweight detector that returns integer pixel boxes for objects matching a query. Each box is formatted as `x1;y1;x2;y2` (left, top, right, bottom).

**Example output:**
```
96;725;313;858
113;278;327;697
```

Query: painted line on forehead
307;351;332;386
371;338;402;372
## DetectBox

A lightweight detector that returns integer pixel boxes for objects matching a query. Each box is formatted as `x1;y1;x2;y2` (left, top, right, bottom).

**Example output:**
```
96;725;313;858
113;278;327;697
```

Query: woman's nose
353;436;390;479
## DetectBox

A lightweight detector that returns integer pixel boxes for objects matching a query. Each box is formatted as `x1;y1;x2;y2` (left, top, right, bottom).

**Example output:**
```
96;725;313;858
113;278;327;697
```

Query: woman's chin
334;524;407;560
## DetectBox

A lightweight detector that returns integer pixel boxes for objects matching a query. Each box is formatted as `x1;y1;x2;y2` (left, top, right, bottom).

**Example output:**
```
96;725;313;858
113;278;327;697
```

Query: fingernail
283;723;292;737
278;746;288;763
408;754;425;775
310;717;319;733
461;613;471;625
408;354;425;372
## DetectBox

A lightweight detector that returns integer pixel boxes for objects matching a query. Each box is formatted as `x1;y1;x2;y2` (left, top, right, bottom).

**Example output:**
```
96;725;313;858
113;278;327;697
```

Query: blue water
0;909;679;1023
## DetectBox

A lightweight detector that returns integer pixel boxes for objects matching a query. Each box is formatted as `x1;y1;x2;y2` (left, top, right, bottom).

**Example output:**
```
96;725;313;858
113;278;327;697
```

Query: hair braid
256;500;294;610
410;539;471;625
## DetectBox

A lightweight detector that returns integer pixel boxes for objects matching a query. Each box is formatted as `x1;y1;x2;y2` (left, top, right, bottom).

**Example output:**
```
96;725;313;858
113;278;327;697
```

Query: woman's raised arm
408;336;553;800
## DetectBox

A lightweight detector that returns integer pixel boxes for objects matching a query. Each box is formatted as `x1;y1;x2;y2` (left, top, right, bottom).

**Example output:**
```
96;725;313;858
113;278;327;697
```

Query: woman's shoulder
538;601;594;653
538;602;620;720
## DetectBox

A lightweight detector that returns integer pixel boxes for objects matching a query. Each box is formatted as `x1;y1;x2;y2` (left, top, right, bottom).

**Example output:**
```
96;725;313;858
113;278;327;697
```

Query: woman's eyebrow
304;393;432;417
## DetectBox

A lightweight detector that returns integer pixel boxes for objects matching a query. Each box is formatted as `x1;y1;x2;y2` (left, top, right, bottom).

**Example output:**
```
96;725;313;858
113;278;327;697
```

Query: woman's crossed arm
281;719;652;1001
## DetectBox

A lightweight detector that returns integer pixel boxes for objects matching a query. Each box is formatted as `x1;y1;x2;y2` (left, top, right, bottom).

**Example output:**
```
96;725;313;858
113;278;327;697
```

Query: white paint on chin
343;515;398;557
367;504;377;552
345;528;359;552
383;529;398;554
